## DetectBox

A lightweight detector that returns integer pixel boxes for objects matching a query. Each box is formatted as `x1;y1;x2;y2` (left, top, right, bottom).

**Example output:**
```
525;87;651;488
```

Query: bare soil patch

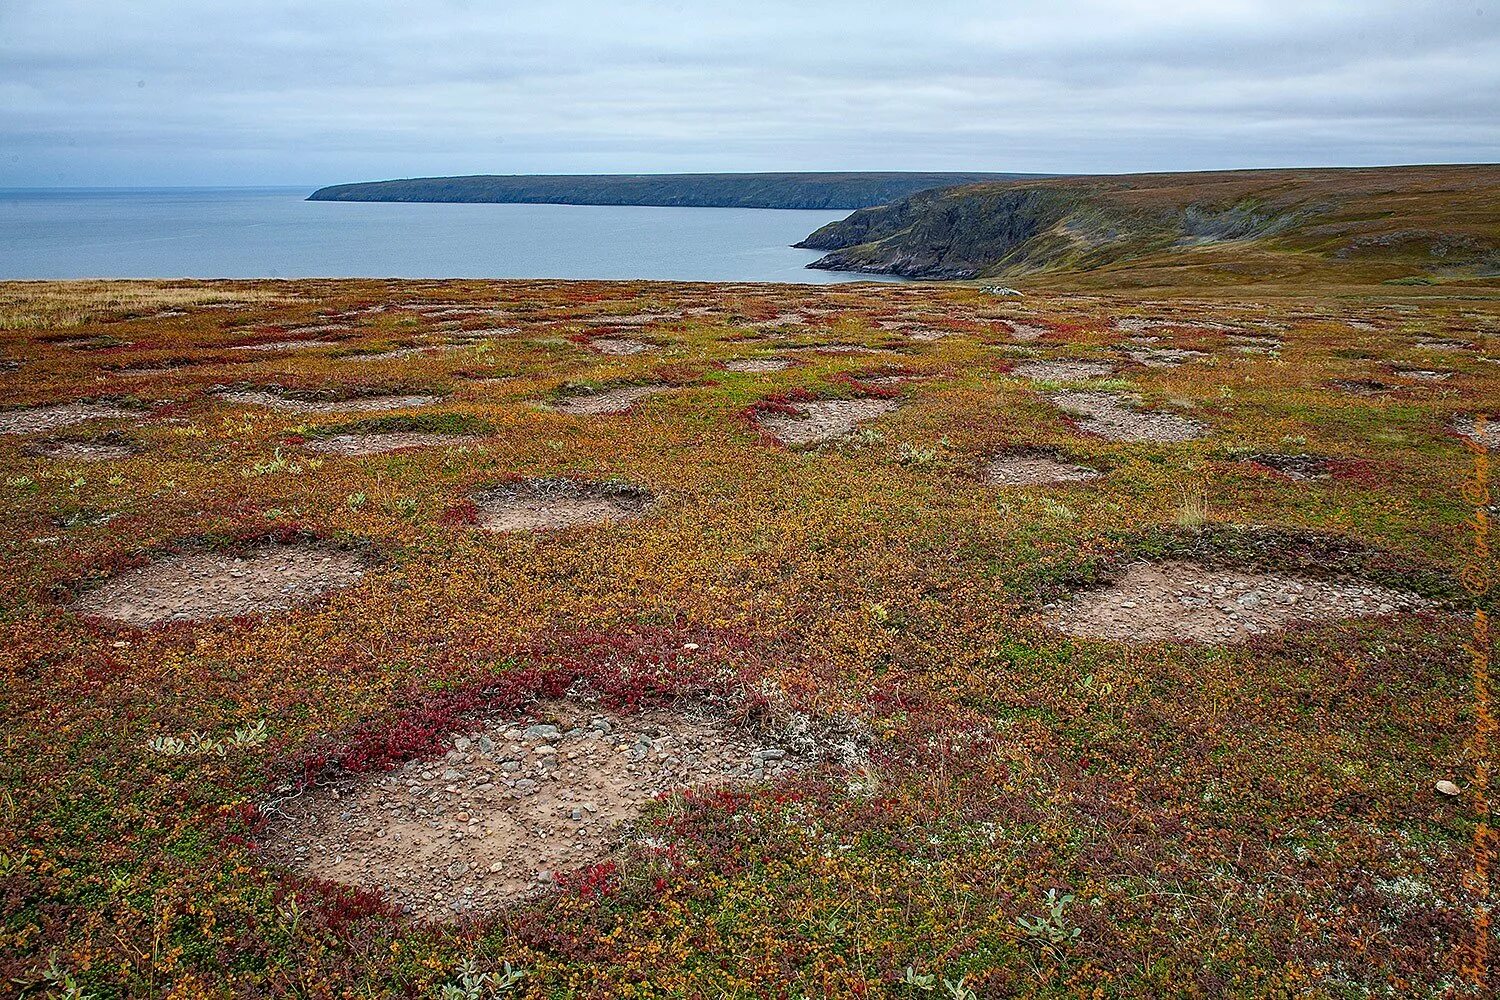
755;398;899;445
261;700;793;918
1042;560;1426;644
549;384;669;415
304;432;482;456
722;358;790;373
1454;416;1500;450
1416;339;1471;352
70;542;369;626
349;345;460;362
471;478;653;532
1126;347;1209;368
230;339;336;353
1050;391;1205;443
216;389;440;414
1010;360;1114;382
1394;368;1453;381
983;451;1102;486
1328;379;1395;396
0;402;135;435
24;434;138;461
1002;322;1049;341
587;337;654;355
1240;453;1333;481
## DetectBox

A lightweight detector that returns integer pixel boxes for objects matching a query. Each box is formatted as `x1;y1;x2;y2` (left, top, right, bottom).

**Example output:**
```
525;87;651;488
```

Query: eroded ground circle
1010;360;1115;382
0;402;135;435
722;358;790;373
70;542;369;626
549;384;669;415
1051;391;1205;443
984;451;1102;485
1042;560;1426;644
472;478;652;532
755;398;899;445
217;389;440;414
305;432;482;456
261;701;793;918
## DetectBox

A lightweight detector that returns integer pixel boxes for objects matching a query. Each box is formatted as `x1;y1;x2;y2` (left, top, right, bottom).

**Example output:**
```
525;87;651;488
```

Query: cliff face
307;172;1038;210
796;165;1500;281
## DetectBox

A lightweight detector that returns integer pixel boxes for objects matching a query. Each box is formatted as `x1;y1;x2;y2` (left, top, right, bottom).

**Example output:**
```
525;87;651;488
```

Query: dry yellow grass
0;280;297;330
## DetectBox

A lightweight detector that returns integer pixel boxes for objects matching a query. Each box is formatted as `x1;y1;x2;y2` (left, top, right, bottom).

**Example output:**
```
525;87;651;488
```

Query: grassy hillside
308;172;1038;210
798;164;1500;285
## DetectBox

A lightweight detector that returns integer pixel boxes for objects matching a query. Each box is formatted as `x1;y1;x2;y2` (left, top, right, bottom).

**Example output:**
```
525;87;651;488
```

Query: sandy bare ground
755;398;899;445
70;543;369;626
304;432;483;456
1041;560;1426;644
0;402;135;435
1010;360;1115;382
472;478;652;532
549;385;670;415
722;358;791;373
983;452;1102;485
260;701;794;919
1050;391;1205;443
216;389;440;414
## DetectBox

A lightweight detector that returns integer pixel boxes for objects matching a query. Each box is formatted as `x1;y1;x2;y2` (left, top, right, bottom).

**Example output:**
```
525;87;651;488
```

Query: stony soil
24;437;136;461
1126;347;1209;367
587;337;654;355
1010;360;1115;382
303;432;482;456
722;358;790;373
70;542;369;626
230;339;336;352
983;452;1102;486
471;478;653;532
1041;560;1427;644
261;701;794;919
1002;322;1048;341
1050;391;1206;443
754;398;900;445
549;384;670;415
1454;415;1500;450
0;402;135;435
1241;453;1334;480
216;390;440;414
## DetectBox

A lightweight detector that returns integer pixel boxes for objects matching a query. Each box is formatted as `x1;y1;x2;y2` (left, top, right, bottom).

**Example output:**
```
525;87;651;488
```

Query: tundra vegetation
0;258;1496;998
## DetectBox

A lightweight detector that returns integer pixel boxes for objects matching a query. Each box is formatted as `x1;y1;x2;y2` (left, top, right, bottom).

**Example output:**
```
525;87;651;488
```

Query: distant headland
306;172;1038;210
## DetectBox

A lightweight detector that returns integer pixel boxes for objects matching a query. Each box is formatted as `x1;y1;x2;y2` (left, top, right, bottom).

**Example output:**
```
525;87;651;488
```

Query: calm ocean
0;187;896;283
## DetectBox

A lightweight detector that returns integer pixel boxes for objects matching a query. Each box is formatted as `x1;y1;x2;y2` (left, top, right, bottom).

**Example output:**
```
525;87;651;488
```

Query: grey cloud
1;0;1496;185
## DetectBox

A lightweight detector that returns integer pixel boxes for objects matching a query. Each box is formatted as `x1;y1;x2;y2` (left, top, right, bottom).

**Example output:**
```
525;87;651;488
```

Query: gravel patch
549;384;670;415
216;390;440;414
755;398;899;445
260;701;795;919
1454;416;1500;451
1002;322;1049;341
1042;560;1426;644
230;339;335;352
1010;360;1114;382
472;478;653;532
70;542;369;626
587;337;654;355
304;432;482;456
1240;453;1333;481
983;451;1102;485
24;436;137;461
1050;391;1205;443
0;402;135;435
722;358;790;373
1126;347;1209;368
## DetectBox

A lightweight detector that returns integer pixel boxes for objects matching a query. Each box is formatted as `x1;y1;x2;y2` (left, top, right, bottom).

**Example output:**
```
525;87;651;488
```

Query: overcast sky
2;0;1497;187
